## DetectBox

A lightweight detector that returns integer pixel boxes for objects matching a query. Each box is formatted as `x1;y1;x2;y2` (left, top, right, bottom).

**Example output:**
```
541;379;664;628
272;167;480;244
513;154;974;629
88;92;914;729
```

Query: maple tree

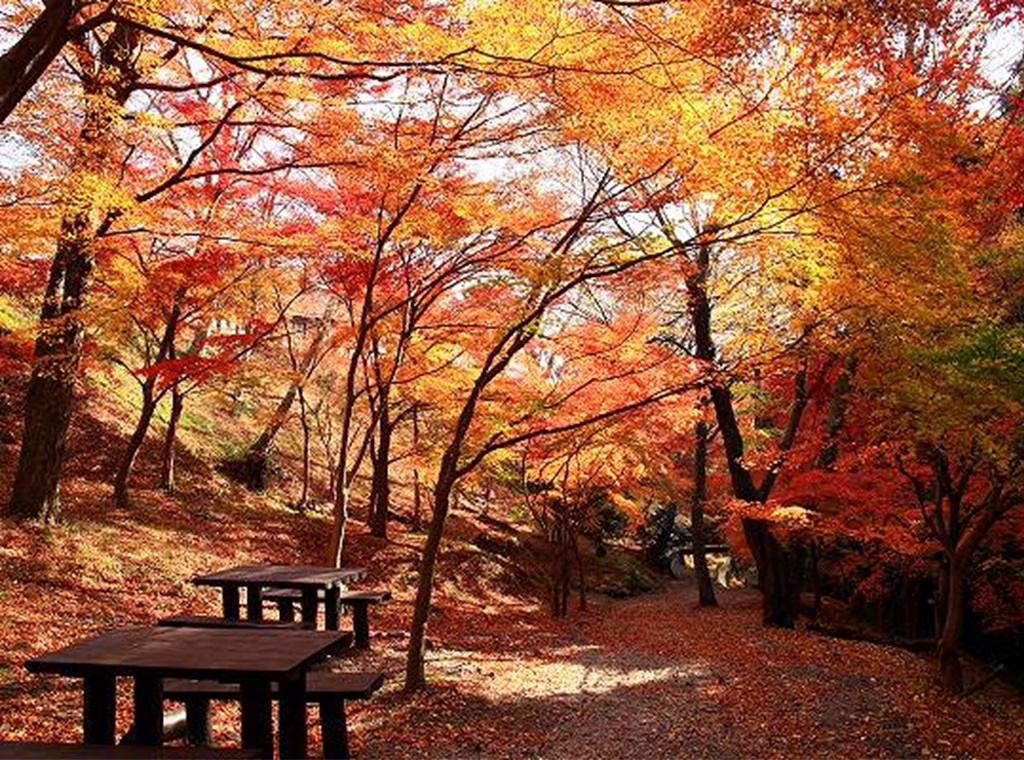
2;0;1023;702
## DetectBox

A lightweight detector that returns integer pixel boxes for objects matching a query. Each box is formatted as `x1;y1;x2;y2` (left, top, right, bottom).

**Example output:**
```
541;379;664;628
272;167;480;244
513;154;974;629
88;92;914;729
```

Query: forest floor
0;399;1023;758
2;495;1023;759
350;578;1024;760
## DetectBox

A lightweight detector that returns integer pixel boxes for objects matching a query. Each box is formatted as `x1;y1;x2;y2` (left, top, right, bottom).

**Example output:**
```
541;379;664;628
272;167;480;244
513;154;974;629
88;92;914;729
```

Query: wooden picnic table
192;564;367;629
25;626;348;759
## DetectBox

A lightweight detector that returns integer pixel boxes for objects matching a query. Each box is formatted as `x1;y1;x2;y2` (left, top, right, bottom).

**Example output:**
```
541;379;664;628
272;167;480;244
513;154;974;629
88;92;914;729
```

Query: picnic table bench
157;614;311;630
164;670;385;760
264;589;390;648
191;565;366;629
25;626;348;759
0;743;260;759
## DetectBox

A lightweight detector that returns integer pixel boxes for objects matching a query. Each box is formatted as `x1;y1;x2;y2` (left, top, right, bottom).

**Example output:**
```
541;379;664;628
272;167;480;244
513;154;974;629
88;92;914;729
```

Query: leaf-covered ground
0;440;1022;757
350;579;1024;759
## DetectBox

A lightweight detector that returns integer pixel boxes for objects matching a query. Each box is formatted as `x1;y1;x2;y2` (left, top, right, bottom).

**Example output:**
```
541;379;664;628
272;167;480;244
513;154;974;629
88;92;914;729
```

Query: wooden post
132;675;164;745
325;586;341;630
184;697;212;746
319;696;349;760
353;603;370;649
301;588;319;627
246;584;264;622
278;671;307;759
82;671;117;744
240;680;274;759
222;586;241;619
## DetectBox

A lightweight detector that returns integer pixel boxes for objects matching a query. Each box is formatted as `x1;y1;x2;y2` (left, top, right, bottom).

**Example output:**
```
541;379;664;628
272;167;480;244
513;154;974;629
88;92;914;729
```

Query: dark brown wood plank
163;670;384;699
26;627;348;680
157;615;306;629
0;744;261;759
192;565;366;589
338;590;391;603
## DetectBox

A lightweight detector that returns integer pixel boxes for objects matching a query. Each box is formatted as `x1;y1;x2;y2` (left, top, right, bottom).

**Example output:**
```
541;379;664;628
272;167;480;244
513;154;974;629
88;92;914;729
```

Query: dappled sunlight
421;641;719;700
479;645;715;699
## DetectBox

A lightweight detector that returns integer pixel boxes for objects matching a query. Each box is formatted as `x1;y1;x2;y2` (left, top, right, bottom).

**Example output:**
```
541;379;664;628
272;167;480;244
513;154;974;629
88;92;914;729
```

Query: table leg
223;585;241;619
325;586;341;630
82;671;116;744
278;671;308;759
246;583;264;622
319;695;349;760
354;603;370;649
240;680;274;759
133;674;164;745
301;588;318;627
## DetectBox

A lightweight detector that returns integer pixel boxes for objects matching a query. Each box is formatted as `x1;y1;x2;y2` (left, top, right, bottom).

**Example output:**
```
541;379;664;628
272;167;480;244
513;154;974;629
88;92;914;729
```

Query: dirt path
347;581;1024;759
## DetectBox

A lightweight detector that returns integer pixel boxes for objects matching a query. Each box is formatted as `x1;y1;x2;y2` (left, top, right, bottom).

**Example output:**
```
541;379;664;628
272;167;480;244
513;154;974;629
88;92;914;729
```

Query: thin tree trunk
7;22;139;522
938;557;967;692
405;475;453;690
242;301;336;491
817;353;857;469
0;0;76;125
112;291;181;507
691;417;717;607
574;531;587;612
112;388;159;507
369;405;392;538
160;385;184;493
412;407;422;531
296;384;311;510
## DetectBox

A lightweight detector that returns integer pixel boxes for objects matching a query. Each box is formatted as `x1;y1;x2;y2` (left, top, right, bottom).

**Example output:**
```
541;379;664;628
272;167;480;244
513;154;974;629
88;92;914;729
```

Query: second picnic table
192;564;367;629
25;625;348;759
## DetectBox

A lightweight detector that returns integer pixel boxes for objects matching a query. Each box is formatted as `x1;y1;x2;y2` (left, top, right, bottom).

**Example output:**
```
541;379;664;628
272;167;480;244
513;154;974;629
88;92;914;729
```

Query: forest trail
349;580;1024;760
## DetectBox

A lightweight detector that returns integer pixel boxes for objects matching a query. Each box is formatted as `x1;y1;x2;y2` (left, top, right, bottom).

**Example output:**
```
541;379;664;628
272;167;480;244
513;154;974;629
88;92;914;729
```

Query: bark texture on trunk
742;517;802;627
691;418;717;607
159;385;184;493
7;22;139;521
0;0;77;124
937;558;967;693
405;477;452;690
112;292;181;507
112;393;158;508
369;404;392;538
817;353;857;469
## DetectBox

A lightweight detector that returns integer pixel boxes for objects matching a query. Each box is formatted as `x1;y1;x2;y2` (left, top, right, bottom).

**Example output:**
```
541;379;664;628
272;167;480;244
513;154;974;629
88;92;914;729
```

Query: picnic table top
25;626;348;680
192;564;366;589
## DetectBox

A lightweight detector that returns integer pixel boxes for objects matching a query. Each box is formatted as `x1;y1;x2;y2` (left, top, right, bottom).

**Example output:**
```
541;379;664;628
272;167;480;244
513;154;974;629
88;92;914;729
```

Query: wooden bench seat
264;589;391;648
157;614;310;629
0;742;261;759
164;671;384;760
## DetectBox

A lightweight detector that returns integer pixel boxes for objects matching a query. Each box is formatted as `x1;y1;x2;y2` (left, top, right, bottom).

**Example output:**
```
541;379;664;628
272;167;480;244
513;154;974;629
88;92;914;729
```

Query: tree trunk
574;532;587;612
7;22;139;521
937;557;967;692
296;384;311;510
742;517;801;627
0;0;75;125
240;385;296;491
113;291;181;507
817;353;857;469
412;407;422;531
9;223;99;522
550;516;570;618
405;476;454;690
328;484;350;568
240;301;336;491
159;385;184;493
691;418;717;607
112;388;159;508
369;406;392;538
